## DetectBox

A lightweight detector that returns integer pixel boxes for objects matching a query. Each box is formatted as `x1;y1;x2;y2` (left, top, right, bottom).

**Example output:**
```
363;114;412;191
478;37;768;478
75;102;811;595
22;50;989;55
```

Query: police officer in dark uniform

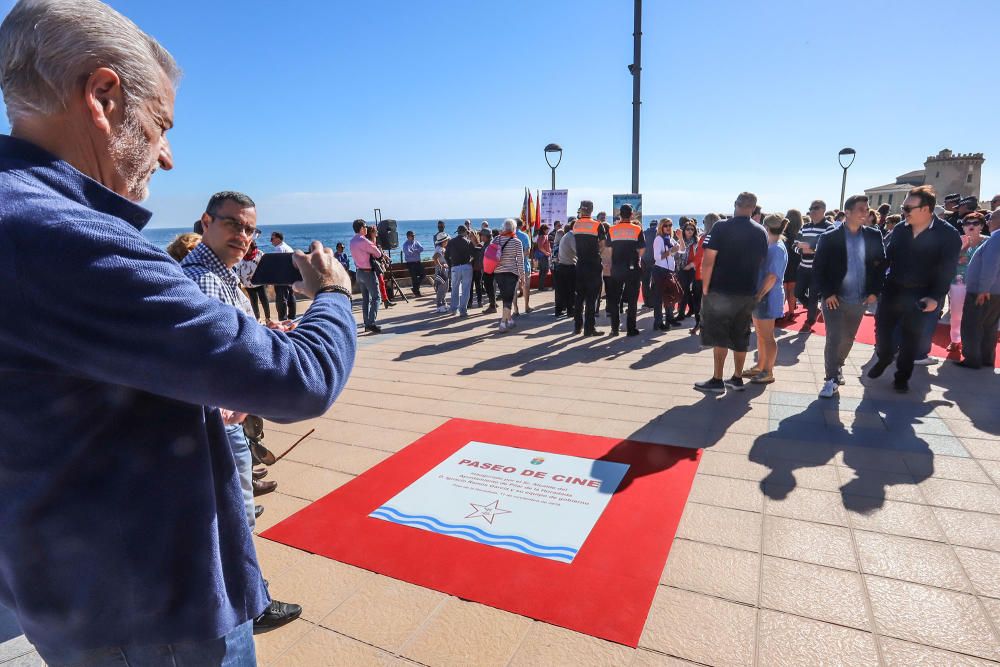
607;204;645;336
572;200;608;336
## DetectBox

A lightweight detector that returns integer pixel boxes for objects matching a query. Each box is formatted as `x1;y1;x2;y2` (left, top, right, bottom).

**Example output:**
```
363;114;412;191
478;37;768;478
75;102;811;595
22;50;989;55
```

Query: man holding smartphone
868;186;961;392
795;200;833;330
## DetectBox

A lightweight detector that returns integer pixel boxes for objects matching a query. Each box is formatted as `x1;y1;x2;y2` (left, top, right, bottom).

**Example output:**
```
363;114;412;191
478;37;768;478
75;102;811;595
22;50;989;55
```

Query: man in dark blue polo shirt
696;192;769;393
0;2;356;664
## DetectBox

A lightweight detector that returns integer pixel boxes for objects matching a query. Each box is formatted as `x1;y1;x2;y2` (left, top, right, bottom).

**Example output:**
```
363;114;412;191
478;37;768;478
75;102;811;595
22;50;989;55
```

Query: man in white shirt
269;231;296;319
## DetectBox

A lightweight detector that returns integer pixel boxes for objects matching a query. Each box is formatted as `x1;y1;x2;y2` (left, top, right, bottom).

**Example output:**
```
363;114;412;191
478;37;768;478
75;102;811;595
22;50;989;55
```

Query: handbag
483;238;510;275
658;271;684;306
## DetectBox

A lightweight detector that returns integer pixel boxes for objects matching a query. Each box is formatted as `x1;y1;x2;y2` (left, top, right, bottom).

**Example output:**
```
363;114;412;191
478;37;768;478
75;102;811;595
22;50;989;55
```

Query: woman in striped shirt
494;219;526;333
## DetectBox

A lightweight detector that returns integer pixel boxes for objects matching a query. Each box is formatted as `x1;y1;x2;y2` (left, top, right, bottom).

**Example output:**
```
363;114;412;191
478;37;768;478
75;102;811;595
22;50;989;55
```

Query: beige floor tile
765;486;848;526
854;531;971;592
760;556;870;630
982;597;1000;628
639;587;755;666
960;437;1000;462
319;576;446;652
762;515;857;570
675;503;761;552
278;465;355;502
659;540;759;605
401;598;531;667
953;547;1000;599
933;507;1000;551
696;451;771;483
757;609;879;667
270;626;395;666
630;650;701;666
1;652;45;667
865;575;1000;660
686;474;763;513
879;636;999;667
254;493;311;534
505;622;634;667
254;537;375;623
919;478;1000;514
834;447;910;474
254;618;314;666
980;460;1000;486
910;454;994;484
846;499;944;541
284;438;393;473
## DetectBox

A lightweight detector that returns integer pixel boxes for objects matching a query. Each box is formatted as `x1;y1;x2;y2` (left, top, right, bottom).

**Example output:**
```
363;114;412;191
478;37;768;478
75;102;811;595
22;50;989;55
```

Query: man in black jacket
813;194;886;398
867;186;962;392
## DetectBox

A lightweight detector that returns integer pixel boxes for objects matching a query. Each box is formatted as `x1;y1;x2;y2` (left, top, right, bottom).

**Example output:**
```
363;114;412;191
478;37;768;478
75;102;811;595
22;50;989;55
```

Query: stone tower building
923;149;985;200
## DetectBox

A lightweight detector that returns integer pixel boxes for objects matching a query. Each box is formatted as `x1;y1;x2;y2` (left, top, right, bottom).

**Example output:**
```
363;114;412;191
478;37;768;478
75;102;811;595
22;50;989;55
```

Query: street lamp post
838;147;856;210
544;143;563;190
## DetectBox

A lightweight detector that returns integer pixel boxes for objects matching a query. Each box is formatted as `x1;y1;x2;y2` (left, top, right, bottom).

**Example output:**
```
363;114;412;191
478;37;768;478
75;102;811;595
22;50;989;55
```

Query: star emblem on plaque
465;499;511;525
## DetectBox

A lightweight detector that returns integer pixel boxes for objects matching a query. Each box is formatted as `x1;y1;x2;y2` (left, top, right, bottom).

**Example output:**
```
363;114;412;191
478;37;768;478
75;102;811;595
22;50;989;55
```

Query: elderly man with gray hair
0;0;357;664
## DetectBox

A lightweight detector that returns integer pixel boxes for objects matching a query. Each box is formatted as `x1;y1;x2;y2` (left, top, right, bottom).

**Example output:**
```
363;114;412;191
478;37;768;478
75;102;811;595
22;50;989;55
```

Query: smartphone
251;253;302;285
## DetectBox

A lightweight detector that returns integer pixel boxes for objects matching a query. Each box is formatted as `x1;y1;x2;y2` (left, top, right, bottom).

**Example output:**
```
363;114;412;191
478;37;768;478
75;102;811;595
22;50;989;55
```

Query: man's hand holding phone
292;241;352;298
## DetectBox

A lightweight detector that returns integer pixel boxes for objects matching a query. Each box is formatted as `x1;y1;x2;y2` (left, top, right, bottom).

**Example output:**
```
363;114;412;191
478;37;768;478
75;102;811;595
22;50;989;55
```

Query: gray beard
108;107;153;202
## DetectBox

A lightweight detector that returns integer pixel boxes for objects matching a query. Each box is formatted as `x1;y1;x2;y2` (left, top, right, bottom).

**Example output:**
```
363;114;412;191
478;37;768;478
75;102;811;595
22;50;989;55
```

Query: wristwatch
315;285;352;299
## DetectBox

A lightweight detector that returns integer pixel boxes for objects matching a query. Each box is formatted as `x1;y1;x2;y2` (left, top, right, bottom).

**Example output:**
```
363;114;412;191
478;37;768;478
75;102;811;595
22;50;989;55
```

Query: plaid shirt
181;243;255;316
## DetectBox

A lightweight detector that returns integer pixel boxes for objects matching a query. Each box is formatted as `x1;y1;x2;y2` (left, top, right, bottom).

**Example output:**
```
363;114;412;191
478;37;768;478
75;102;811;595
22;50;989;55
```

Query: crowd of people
3;1;999;665
333;189;999;398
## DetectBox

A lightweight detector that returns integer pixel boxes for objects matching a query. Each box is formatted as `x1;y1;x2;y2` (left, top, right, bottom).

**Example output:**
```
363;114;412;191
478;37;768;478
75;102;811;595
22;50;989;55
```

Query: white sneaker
819;378;839;398
913;357;939;366
498;319;508;333
436;305;448;313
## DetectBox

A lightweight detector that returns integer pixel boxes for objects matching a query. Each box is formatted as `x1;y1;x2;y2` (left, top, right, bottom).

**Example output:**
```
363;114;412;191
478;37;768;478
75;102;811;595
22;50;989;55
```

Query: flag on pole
534;189;541;231
521;188;530;224
527;189;535;230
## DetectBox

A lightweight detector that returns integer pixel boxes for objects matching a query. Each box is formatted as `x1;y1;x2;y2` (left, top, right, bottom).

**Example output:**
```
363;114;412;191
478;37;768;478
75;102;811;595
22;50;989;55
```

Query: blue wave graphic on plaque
370;505;577;561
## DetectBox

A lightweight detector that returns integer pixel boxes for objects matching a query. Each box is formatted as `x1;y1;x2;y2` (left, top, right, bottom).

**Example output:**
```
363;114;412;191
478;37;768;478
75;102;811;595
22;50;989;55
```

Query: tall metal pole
630;0;641;194
550;166;556;191
839;168;848;211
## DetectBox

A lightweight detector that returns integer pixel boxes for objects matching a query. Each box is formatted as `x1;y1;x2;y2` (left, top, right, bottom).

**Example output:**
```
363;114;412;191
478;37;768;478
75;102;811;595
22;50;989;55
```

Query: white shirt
653;235;676;271
272;241;294;253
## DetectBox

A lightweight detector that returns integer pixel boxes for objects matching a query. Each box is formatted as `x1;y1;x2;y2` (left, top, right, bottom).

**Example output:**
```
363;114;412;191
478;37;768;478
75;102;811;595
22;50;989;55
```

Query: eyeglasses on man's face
900;204;926;214
214;216;260;238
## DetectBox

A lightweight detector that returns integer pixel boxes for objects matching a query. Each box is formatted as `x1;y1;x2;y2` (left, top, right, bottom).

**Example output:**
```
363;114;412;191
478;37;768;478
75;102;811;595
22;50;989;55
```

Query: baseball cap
959;196;978;209
944;193;961;203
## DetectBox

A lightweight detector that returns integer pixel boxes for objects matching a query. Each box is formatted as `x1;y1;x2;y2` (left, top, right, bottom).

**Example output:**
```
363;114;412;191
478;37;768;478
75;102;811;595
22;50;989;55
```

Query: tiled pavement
3;290;998;666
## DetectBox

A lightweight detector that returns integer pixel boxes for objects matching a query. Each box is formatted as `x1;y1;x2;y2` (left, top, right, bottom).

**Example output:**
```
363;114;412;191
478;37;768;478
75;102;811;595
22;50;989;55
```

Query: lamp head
544;143;563;169
838;147;856;169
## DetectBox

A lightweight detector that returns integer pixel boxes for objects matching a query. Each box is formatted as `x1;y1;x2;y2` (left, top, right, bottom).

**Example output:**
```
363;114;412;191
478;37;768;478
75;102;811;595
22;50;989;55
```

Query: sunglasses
900;204;926;214
809;205;824;211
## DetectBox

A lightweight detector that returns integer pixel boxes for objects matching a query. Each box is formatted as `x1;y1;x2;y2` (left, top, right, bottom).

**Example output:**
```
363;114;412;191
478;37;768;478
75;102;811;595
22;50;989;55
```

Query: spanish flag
534;189;541;231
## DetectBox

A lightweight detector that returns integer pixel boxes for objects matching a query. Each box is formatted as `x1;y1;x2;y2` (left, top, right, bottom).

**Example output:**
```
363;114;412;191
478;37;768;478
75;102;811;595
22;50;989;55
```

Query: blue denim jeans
37;621;256;667
225;424;255;530
450;264;473;315
356;269;380;327
915;305;943;361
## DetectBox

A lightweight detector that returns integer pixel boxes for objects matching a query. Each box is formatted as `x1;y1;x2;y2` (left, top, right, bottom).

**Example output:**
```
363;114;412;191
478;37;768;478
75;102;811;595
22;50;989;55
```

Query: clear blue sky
2;0;996;228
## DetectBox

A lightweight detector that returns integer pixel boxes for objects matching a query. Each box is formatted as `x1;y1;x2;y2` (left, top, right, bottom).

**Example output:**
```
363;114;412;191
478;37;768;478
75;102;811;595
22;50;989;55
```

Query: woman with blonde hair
744;214;789;384
166;232;201;262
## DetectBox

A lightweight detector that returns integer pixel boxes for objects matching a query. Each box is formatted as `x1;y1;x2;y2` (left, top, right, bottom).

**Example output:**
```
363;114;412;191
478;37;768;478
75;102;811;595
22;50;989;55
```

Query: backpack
483;238;508;274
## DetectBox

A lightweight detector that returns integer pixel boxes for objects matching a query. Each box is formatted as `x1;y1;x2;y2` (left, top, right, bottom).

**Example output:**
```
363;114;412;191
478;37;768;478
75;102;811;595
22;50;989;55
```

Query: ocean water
142;214;706;261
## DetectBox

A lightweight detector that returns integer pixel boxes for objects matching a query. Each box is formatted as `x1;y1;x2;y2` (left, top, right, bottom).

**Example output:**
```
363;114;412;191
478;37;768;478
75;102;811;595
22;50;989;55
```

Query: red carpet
261;418;701;647
776;307;999;361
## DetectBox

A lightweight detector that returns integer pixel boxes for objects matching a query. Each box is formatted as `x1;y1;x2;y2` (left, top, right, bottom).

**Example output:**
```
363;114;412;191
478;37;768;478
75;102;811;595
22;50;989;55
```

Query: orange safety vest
574;217;599;236
609;222;642;242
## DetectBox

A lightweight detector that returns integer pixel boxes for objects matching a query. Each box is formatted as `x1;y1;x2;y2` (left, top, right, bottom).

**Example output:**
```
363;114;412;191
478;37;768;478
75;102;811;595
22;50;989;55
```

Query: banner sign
612;193;642;223
370;441;628;563
540;189;568;228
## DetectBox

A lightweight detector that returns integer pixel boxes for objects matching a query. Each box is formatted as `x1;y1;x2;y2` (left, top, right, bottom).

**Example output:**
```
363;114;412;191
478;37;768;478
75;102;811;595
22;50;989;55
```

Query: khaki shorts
701;292;756;352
